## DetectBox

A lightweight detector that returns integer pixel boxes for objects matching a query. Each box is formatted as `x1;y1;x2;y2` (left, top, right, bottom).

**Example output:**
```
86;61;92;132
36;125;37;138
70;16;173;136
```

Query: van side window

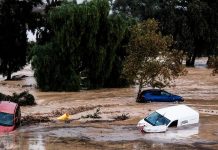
168;120;178;127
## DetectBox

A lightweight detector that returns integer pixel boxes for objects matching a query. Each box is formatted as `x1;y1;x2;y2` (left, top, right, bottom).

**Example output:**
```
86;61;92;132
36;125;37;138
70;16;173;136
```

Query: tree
123;19;185;101
103;23;131;87
112;0;160;20
34;0;63;45
0;0;42;80
31;0;129;91
31;42;80;91
207;55;218;75
185;0;210;66
113;0;218;67
213;57;218;75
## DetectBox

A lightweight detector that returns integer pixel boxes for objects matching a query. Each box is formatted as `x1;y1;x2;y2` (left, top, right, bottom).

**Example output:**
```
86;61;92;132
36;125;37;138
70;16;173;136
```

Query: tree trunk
136;82;142;102
190;49;197;66
6;71;11;80
207;56;213;68
186;55;194;67
186;49;197;67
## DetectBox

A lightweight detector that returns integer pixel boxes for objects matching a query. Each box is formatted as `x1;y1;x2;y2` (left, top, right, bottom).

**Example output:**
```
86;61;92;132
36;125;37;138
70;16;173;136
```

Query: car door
150;91;161;101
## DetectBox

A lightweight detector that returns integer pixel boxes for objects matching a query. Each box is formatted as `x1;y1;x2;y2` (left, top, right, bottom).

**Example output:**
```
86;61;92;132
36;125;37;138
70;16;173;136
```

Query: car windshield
144;112;170;126
0;112;14;126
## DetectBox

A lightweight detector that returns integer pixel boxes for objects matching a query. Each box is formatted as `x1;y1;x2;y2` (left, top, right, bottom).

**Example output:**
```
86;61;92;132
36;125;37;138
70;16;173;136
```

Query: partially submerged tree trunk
186;49;197;67
136;82;143;102
6;71;12;80
207;56;215;68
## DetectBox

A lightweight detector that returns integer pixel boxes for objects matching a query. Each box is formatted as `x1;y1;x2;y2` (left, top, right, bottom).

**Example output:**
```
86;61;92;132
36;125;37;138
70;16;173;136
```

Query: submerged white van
137;105;199;133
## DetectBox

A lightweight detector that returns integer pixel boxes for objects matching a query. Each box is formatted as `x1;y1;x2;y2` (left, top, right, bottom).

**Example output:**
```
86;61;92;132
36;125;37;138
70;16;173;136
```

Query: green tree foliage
157;0;218;66
123;19;185;101
112;0;160;20
32;0;128;91
112;0;218;67
0;0;42;80
35;0;63;45
104;28;130;87
185;0;216;66
31;42;80;91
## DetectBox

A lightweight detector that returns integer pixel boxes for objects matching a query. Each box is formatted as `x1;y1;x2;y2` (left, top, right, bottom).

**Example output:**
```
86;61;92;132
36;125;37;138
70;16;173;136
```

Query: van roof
0;101;17;114
156;105;199;121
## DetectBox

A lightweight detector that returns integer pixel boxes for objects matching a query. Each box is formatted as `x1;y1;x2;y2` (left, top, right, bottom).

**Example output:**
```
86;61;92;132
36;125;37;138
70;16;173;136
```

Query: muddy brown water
1;60;218;150
0;119;218;150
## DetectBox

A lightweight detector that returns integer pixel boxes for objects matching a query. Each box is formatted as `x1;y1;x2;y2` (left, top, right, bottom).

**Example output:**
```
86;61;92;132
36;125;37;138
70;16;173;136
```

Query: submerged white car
137;105;199;133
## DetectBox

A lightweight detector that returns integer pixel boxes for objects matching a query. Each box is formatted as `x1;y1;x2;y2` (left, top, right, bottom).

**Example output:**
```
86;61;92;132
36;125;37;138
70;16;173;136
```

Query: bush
113;113;130;121
0;91;36;106
81;108;102;119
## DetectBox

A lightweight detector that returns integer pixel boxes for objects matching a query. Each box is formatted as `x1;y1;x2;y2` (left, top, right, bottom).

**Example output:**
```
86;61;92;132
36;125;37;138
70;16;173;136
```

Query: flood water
1;119;218;150
1;59;218;150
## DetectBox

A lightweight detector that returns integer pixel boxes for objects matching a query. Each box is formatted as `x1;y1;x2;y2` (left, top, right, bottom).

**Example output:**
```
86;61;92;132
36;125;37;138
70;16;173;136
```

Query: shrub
113;113;130;121
0;91;36;106
81;108;102;119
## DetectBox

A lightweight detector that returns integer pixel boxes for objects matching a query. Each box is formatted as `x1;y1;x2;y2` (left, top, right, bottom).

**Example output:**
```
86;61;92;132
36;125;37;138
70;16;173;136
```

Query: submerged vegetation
0;91;35;106
113;113;130;121
81;108;102;119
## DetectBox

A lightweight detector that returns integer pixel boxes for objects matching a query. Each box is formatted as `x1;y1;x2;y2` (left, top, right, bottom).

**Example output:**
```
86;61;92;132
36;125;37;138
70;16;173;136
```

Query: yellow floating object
57;113;70;121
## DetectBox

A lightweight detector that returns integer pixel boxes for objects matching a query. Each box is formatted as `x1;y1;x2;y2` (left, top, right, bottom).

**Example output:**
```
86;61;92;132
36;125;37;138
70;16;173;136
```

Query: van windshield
144;112;170;126
0;112;14;126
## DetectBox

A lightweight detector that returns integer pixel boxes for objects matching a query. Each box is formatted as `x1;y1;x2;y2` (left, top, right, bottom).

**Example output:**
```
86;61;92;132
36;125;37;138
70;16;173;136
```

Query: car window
161;91;170;96
152;91;160;96
0;112;14;126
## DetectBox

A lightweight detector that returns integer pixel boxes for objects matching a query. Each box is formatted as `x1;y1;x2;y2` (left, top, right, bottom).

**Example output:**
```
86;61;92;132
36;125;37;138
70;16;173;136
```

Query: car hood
0;126;14;133
137;119;168;133
173;95;183;99
137;118;153;128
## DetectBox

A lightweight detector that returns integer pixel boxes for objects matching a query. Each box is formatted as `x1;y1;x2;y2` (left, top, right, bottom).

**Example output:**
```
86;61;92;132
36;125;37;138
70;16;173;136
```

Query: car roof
156;105;199;121
0;101;17;114
143;89;163;92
